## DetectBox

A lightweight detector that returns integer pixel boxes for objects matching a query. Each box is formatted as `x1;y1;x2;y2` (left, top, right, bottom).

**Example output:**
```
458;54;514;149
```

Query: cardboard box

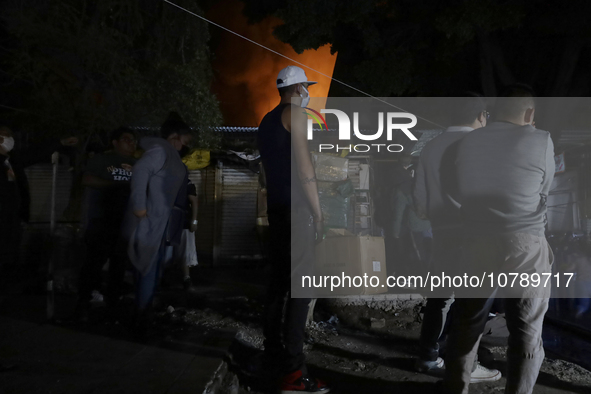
312;152;349;182
314;235;387;296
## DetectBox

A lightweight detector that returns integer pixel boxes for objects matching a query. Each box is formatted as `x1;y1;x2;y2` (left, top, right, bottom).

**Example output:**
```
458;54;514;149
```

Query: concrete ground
1;267;590;394
0;293;236;394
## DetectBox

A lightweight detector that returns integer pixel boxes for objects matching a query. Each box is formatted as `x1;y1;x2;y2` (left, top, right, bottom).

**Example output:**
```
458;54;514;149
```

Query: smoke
208;0;337;126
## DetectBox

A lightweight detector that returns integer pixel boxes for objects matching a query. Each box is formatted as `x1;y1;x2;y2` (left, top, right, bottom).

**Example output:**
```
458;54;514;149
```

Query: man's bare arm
288;106;323;221
301;176;317;184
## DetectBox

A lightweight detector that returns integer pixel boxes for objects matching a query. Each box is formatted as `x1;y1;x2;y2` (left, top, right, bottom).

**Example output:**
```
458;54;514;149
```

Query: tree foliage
1;0;222;148
242;0;591;97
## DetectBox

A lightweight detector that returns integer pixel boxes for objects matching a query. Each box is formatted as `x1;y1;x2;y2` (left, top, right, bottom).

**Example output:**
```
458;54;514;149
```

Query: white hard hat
276;66;317;88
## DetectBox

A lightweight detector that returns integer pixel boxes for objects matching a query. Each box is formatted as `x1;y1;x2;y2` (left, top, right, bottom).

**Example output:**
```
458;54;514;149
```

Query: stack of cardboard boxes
312;153;387;296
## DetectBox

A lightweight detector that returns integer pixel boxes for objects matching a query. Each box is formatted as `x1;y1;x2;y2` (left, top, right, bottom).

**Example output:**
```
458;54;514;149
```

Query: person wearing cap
257;66;329;393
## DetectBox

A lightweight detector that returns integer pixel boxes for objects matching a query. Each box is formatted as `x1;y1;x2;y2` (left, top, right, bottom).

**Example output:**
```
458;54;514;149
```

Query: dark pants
78;218;127;308
419;231;485;371
443;234;552;394
263;208;313;374
419;231;460;361
134;239;167;312
419;297;455;361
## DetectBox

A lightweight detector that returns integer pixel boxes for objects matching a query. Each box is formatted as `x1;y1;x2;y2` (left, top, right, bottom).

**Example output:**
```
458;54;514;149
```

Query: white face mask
1;136;14;152
300;85;310;107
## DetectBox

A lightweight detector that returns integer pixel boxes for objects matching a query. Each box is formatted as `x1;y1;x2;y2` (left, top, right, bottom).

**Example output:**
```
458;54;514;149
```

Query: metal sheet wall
547;170;580;233
189;168;216;265
219;165;261;263
24;162;260;266
25;164;73;223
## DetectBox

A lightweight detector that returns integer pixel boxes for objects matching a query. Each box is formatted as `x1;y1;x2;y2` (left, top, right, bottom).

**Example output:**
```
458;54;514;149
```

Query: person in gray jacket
126;112;191;336
413;96;500;383
441;88;555;394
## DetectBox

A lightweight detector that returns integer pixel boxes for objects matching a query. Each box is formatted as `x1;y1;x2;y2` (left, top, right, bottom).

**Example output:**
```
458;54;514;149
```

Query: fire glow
208;0;337;126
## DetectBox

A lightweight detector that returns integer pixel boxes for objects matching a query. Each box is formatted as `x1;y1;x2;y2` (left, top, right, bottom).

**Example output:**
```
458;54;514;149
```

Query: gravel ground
154;292;591;394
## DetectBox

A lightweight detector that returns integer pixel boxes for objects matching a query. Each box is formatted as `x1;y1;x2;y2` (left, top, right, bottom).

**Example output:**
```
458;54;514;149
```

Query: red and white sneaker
280;369;330;394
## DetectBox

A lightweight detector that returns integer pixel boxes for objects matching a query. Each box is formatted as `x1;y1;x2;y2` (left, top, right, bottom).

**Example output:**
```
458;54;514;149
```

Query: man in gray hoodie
126;113;191;336
441;88;555;394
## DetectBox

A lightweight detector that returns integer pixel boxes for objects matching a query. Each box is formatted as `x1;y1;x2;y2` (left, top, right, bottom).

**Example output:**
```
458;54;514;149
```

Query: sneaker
470;363;501;383
280;369;330;394
414;357;444;372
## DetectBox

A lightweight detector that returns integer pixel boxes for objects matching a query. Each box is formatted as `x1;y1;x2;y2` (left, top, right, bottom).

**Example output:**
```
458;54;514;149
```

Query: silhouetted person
126;112;191;338
0;126;78;284
75;127;137;321
413;96;500;383
442;87;554;394
1;126;77;371
257;66;329;393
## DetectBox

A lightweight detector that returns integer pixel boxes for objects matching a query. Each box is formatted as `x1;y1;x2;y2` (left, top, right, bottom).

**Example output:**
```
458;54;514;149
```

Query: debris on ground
370;317;386;329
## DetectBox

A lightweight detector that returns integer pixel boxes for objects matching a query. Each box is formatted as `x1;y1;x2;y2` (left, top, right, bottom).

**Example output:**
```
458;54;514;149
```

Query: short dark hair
161;111;191;139
451;94;487;125
110;127;136;143
495;83;535;120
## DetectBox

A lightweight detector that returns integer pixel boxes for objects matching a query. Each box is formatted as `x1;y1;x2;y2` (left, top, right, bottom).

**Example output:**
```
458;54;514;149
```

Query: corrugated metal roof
128;127;591;148
131;126;452;140
212;127;258;133
558;130;591;147
131;126;260;133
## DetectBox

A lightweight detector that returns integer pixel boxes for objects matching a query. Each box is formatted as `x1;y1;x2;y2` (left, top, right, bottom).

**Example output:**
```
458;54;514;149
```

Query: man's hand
133;209;147;218
190;221;198;233
415;204;428;220
60;137;79;147
314;216;324;243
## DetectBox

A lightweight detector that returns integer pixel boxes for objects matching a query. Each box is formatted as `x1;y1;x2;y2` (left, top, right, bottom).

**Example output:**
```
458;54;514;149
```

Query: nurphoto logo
305;108;418;153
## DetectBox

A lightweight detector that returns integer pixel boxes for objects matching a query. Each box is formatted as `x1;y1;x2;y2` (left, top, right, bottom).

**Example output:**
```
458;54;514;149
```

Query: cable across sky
162;0;445;129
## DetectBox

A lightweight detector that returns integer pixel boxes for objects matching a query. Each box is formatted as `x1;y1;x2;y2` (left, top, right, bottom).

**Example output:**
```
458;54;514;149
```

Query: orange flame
208;0;337;126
